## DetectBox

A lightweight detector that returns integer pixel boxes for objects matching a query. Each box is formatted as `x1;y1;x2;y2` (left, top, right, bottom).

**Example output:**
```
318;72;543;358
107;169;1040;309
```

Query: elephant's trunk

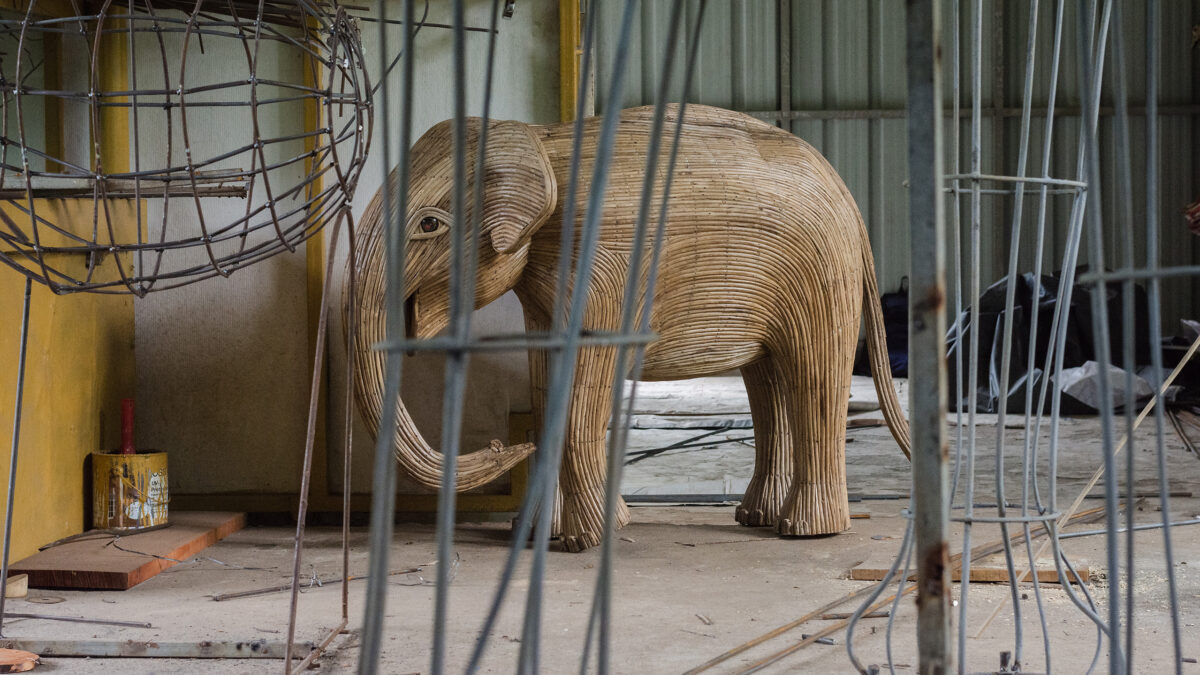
389;387;535;492
388;292;536;491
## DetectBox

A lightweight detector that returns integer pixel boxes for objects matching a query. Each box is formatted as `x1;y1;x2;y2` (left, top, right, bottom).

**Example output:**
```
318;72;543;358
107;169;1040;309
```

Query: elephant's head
349;118;557;491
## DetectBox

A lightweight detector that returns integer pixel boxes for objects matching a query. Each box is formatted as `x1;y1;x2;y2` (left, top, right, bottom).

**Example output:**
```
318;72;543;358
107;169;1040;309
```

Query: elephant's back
532;105;868;379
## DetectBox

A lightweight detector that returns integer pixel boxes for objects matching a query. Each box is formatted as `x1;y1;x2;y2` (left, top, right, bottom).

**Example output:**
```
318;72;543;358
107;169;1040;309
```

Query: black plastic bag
945;270;1148;413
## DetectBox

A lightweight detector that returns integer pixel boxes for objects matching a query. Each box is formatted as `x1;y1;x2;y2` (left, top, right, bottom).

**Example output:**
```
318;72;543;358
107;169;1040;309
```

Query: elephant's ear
483;121;558;254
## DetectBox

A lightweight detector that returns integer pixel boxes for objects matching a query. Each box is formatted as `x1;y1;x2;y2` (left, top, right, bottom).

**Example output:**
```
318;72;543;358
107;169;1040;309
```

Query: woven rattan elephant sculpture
349;105;910;552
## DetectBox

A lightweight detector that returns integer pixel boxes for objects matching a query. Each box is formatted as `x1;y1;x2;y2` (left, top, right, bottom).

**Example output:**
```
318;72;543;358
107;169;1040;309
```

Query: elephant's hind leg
774;320;856;537
736;357;794;527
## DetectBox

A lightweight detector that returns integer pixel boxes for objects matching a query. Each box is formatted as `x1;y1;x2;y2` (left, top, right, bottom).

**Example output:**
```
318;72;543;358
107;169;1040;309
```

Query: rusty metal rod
3;613;152;628
685;503;1111;675
290;619;346;674
284;213;344;668
212;567;421;602
0;638;313;659
0;278;31;638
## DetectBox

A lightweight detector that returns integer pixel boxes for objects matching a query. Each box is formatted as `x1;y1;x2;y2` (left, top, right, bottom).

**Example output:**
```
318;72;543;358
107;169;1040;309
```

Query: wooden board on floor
850;553;1088;584
8;511;245;590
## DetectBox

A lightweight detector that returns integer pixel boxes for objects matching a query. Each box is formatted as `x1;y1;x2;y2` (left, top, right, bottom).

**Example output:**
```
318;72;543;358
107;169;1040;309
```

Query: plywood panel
9;511;245;590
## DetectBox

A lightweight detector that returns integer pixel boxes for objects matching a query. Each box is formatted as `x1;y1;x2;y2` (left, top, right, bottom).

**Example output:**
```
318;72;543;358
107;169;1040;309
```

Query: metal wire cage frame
0;0;1190;671
348;1;1193;673
0;0;372;296
0;0;373;670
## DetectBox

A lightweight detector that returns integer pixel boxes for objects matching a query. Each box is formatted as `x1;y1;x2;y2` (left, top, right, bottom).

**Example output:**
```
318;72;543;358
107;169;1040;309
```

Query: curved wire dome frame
0;0;371;296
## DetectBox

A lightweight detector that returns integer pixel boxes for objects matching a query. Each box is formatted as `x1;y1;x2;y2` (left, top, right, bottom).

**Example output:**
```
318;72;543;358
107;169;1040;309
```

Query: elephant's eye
410;208;451;240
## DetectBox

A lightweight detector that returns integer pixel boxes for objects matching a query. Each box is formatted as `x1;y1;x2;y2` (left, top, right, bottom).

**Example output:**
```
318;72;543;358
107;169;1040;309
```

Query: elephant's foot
736;474;790;527
559;491;631;553
775;480;850;537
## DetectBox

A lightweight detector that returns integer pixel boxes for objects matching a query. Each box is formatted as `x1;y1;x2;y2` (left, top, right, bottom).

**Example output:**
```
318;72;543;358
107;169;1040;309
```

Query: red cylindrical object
121;398;135;455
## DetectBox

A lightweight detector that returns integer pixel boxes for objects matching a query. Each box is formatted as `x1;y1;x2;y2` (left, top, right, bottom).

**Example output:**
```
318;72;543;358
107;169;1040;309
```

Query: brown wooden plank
850;554;1088;584
8;512;245;590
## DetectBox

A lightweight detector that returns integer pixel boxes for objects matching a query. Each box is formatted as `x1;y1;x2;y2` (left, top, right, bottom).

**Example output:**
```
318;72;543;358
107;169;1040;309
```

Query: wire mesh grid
350;0;1197;672
0;0;1186;671
835;1;1192;673
0;0;371;295
0;0;374;668
351;0;714;671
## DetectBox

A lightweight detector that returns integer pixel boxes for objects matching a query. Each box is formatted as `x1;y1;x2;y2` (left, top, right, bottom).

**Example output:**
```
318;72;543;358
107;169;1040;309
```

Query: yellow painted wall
0;199;138;561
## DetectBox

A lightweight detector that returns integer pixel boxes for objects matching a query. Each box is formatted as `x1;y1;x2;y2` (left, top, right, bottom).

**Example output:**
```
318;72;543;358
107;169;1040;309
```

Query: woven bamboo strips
349;105;910;551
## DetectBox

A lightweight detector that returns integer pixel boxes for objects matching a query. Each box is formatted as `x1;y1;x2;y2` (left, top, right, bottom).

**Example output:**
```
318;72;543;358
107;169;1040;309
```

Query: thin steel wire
581;2;706;671
1141;0;1184;668
1108;3;1138;669
1076;1;1124;670
430;1;502;673
0;278;31;638
357;0;413;669
462;3;605;668
0;0;370;295
518;4;639;670
283;208;345;669
833;0;1187;672
955;3;984;669
985;1;1044;663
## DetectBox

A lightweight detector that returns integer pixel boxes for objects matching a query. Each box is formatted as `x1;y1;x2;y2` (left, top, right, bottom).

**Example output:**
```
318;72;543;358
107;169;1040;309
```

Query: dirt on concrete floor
5;382;1200;673
5;498;1198;674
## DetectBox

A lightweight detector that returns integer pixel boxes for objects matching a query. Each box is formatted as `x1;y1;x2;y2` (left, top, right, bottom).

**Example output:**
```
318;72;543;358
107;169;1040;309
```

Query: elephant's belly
636;333;765;381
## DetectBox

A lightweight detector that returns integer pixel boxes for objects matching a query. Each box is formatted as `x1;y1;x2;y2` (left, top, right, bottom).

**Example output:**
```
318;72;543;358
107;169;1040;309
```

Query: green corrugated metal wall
596;0;1199;329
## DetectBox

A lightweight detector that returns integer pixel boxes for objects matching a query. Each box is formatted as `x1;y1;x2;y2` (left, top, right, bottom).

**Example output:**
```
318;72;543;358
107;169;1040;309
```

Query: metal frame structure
0;0;1194;672
0;1;373;670
346;0;1196;672
877;1;1188;672
354;0;710;672
0;0;370;295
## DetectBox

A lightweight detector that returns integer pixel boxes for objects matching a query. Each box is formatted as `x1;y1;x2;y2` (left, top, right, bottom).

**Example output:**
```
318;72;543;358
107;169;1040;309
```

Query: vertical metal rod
0;277;32;638
1107;2;1138;670
429;0;470;670
1018;2;1070;667
1142;1;1183;670
284;212;344;672
1006;0;1115;647
958;1;983;670
990;1;1041;665
341;213;357;624
464;7;603;671
519;4;639;671
905;1;949;673
948;0;964;504
358;0;415;670
431;1;502;672
1076;1;1123;671
550;0;600;329
777;0;791;133
1022;0;1067;547
582;2;690;671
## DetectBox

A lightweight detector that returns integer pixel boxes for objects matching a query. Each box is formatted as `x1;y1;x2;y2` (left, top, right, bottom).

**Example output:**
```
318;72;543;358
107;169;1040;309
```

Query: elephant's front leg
557;344;631;552
522;310;628;549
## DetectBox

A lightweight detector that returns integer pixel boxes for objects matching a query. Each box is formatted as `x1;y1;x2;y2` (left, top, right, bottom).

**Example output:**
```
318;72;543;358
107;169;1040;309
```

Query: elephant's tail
859;221;912;460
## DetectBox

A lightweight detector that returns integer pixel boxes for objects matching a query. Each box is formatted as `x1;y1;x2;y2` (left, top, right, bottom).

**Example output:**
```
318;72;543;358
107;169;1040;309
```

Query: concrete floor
7;377;1200;673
